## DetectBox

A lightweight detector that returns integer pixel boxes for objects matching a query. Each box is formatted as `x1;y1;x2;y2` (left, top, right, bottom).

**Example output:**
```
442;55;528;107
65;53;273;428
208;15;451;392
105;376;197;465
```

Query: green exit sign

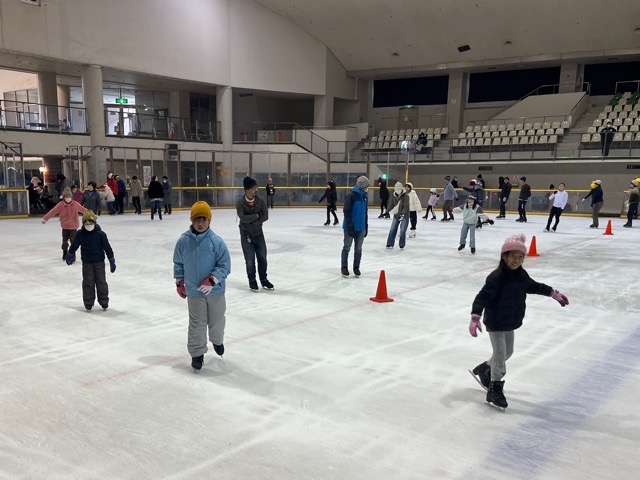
115;98;128;104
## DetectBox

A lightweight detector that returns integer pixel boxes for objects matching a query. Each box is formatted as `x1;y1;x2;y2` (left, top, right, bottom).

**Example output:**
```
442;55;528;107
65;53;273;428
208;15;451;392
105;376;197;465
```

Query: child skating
453;195;491;254
66;210;116;311
42;187;86;260
423;188;439;220
174;201;231;371
468;234;569;410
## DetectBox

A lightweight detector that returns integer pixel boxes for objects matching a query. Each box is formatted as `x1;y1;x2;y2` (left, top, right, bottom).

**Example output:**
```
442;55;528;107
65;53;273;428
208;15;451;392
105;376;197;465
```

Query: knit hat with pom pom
501;234;527;255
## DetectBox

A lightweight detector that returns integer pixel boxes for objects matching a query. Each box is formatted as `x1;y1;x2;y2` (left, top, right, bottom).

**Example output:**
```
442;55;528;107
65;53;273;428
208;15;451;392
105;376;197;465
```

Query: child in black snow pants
66;210;116;311
468;234;569;410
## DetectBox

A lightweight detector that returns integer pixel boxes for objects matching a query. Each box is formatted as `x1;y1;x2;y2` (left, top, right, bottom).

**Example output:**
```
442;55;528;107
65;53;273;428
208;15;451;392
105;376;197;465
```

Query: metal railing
105;110;220;142
233;122;296;143
0;100;88;133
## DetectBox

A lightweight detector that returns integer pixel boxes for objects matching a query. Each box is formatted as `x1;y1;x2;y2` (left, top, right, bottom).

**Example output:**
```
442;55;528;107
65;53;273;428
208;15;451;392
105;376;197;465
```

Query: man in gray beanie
341;176;370;277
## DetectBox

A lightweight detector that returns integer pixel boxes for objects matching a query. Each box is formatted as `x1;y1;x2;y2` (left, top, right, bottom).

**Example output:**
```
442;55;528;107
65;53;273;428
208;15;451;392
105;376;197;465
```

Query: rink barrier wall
2;187;633;220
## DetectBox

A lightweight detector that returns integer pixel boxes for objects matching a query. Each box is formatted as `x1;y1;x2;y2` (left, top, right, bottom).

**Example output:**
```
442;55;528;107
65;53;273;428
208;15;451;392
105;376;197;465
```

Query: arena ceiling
254;0;640;79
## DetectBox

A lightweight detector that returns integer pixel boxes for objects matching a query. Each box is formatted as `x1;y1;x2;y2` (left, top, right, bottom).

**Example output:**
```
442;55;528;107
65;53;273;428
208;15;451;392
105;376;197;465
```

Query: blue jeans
386;216;409;248
151;199;163;218
241;232;268;282
341;230;365;268
459;222;476;248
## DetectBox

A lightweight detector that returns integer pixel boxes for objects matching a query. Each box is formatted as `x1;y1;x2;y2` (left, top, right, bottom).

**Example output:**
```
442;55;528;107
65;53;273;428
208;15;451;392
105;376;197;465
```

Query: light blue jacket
173;227;231;296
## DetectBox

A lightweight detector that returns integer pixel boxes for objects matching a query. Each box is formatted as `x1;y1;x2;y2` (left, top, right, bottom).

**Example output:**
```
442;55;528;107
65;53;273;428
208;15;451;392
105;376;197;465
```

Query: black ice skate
261;279;274;290
486;380;508;410
353;266;361;277
249;280;259;291
341;266;349;277
213;343;224;357
191;355;204;371
469;362;491;390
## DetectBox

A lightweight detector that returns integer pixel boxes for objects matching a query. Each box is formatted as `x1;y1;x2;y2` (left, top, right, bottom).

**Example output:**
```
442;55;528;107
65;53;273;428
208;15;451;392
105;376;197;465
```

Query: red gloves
176;280;186;299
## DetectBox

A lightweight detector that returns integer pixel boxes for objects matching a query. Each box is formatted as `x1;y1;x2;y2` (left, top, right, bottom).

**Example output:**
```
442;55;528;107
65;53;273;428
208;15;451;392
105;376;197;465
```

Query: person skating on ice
623;179;639;228
341;176;369;277
385;182;409;249
319;179;339;225
66;210;116;311
237;176;273;291
453;195;491;254
377;177;390;218
468;234;569;410
582;179;604;228
405;182;422;238
545;183;568;232
42;187;87;260
424;188;439;220
516;177;531;223
173;201;231;371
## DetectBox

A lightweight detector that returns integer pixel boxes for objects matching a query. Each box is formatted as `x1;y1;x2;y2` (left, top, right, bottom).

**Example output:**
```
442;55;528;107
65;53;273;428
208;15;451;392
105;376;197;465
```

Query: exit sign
115;98;128;104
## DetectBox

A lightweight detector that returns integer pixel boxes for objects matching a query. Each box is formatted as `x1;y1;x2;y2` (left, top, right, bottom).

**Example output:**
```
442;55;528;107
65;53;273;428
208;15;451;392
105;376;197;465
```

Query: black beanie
243;176;257;190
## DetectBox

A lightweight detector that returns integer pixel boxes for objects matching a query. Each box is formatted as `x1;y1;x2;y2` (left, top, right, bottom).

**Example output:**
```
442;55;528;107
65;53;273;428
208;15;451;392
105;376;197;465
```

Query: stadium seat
452;139;459;148
623;132;634;142
549;135;558;144
581;134;591;143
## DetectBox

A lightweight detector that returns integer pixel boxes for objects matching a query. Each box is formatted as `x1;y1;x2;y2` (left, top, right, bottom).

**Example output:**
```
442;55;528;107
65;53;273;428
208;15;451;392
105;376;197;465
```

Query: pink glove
176;280;186;299
469;314;482;337
551;289;569;307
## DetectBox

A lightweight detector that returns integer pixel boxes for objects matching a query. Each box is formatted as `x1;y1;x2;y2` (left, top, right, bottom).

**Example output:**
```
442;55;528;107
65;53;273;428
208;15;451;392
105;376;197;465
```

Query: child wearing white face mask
66;210;116;311
42;187;86;260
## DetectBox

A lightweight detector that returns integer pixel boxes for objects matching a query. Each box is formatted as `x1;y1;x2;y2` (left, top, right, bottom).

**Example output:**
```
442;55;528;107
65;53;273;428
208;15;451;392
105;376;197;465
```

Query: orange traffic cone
527;235;540;257
370;270;394;303
603;220;614;235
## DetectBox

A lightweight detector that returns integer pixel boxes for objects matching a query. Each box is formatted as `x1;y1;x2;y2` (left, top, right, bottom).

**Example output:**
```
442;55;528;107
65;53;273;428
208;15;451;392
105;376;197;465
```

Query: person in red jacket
42;187;86;259
107;172;119;197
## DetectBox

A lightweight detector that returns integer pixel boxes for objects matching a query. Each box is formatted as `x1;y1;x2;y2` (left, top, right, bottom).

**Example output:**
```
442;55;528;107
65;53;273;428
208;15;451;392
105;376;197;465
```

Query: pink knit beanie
501;234;527;255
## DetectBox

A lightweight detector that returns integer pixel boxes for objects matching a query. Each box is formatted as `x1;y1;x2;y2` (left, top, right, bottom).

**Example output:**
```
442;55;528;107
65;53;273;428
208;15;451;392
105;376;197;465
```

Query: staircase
555;106;600;158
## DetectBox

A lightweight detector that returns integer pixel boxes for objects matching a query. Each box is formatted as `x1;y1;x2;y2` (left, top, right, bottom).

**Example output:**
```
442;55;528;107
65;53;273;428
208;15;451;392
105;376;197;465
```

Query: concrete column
169;91;190;137
37;72;59;127
57;84;70;125
314;95;334;127
216;85;232;148
81;65;107;184
447;72;468;134
559;63;584;93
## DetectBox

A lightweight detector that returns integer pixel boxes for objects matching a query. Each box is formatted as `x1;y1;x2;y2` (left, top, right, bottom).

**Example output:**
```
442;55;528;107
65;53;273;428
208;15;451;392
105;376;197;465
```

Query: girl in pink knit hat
467;233;569;410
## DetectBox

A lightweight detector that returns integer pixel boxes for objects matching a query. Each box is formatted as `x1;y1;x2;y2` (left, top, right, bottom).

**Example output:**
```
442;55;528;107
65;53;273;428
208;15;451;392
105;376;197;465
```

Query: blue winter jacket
342;186;368;232
173;227;231;297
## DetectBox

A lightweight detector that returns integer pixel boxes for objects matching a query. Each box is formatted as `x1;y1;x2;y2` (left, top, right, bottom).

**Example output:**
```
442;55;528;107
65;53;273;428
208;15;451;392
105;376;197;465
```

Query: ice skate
469;362;491;390
261;279;274;290
213;343;224;357
486;381;508;410
191;354;204;371
341;266;349;277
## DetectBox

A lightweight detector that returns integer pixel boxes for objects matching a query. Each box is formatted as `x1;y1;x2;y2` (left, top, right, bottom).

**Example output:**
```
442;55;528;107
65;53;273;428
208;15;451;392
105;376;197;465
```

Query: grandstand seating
362;127;448;152
581;92;640;148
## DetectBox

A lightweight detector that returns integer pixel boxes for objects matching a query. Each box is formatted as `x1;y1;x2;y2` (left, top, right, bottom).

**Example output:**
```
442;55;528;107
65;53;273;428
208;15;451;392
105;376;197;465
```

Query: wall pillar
447;72;468;134
169;90;190;138
216;85;232;148
559;63;584;93
314;95;334;127
81;65;107;184
37;72;59;127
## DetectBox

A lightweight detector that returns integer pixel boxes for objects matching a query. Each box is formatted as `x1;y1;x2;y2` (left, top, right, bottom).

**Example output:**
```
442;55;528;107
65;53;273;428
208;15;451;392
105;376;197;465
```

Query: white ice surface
1;209;639;480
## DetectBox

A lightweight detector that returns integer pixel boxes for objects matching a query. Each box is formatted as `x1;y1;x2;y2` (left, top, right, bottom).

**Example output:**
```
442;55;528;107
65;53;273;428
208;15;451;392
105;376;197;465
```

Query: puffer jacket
453;202;488;225
342;186;368;232
43;200;86;229
173;227;231;297
406;183;422;212
68;224;114;264
472;263;553;332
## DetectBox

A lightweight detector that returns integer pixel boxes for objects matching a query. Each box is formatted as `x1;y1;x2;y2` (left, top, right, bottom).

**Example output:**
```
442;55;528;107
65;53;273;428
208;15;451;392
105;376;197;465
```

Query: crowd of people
37;170;640;409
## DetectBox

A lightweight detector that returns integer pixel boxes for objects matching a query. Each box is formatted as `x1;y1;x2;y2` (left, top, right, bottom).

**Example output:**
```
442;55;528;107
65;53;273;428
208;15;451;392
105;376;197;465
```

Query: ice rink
1;207;639;479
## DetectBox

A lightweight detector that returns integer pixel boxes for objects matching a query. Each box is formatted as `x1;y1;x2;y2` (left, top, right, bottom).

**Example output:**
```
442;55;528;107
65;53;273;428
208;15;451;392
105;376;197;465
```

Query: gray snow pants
488;330;514;381
187;294;226;357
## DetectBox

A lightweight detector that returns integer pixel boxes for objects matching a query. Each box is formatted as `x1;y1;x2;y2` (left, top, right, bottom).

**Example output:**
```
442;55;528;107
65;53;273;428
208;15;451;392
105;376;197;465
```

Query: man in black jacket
600;121;616;157
516;177;531;223
497;176;512;219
